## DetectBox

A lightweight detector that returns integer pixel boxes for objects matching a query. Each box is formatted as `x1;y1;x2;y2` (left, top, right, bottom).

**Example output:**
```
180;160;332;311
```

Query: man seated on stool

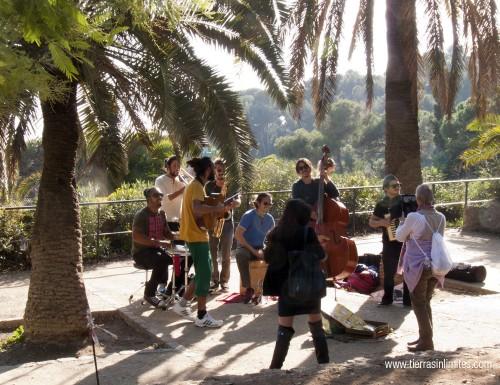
132;187;175;308
235;193;275;303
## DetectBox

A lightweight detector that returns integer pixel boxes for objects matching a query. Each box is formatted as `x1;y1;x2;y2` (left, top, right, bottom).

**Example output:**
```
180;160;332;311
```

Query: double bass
315;145;358;280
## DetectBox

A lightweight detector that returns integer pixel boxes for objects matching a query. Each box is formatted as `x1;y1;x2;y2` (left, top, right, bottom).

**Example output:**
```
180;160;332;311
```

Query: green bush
0;209;33;271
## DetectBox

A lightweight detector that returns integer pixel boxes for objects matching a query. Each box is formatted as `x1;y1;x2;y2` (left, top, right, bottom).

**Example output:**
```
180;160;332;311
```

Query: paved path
1;229;499;385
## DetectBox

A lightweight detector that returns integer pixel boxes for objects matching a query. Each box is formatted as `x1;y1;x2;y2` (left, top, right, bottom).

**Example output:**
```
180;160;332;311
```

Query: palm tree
2;0;290;344
286;0;499;192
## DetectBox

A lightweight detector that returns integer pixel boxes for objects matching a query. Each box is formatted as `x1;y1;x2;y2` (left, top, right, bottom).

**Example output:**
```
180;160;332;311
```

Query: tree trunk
23;81;91;344
385;0;422;194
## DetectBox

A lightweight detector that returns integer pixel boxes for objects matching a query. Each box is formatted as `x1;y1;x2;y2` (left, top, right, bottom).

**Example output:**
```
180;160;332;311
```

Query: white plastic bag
430;231;453;276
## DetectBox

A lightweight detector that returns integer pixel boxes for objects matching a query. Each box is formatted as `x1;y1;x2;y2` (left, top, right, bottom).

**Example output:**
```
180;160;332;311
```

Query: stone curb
116;307;177;349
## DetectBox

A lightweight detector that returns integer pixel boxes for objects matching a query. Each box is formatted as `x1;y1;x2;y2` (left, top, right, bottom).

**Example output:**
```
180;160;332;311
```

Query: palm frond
423;0;448;114
77;76;128;191
462;0;500;117
445;0;465;118
289;0;318;120
183;19;289;109
348;0;373;109
312;0;346;126
167;53;257;190
461;114;500;165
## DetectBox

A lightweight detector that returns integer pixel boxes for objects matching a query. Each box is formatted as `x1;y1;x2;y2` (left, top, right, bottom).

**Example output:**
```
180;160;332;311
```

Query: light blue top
238;209;275;248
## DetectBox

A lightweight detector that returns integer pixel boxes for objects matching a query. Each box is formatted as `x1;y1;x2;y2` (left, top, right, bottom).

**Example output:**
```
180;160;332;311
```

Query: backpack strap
410;213;431;261
423;214;443;234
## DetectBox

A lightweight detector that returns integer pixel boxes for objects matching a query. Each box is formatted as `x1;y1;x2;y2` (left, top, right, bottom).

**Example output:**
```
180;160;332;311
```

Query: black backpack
287;228;327;302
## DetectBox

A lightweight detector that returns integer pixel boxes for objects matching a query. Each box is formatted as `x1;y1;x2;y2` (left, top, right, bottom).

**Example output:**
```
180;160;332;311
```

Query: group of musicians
132;154;408;327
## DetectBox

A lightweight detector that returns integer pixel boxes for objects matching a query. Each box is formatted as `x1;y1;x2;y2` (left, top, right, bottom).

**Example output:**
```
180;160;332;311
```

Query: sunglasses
262;201;273;206
389;183;401;188
297;165;310;172
151;193;163;198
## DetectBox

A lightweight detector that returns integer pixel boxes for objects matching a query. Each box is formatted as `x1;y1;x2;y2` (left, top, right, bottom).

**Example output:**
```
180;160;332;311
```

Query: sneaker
220;283;230;292
173;301;193;319
144;296;167;309
194;312;223;328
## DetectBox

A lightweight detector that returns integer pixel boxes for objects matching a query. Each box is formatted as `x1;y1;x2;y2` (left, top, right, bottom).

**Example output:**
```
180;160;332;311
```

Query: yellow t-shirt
179;179;208;242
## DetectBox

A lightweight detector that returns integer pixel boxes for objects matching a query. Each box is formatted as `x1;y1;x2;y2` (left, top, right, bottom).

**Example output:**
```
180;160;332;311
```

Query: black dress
263;226;325;317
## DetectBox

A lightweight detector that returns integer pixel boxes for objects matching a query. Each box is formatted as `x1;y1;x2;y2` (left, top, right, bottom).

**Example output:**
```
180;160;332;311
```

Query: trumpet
179;167;195;184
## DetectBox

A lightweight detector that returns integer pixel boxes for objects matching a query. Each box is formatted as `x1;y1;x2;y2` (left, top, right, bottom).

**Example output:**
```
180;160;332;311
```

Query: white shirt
154;174;185;222
396;211;446;242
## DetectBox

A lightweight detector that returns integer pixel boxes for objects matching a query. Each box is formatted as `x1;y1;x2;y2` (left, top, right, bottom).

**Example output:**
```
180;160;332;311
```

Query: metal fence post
352;189;357;234
96;203;101;260
464;181;469;208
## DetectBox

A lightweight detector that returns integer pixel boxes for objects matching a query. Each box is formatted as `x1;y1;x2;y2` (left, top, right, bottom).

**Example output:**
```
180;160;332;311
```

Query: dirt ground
178;345;500;385
0;314;162;366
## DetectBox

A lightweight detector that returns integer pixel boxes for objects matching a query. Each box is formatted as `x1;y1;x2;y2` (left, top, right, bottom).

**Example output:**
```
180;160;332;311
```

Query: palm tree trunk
23;81;90;344
385;0;422;193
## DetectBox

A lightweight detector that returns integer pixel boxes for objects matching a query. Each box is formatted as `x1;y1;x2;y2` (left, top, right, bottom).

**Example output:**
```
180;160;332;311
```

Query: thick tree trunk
23;82;90;344
385;0;422;194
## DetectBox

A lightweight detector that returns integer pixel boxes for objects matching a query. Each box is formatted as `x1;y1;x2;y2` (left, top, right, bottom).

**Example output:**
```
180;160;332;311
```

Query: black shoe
378;298;393;306
403;301;412;307
243;288;255;304
144;296;167;309
209;282;219;293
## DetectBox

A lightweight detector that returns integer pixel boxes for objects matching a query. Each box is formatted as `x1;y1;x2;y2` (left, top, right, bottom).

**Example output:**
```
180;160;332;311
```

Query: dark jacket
263;225;324;296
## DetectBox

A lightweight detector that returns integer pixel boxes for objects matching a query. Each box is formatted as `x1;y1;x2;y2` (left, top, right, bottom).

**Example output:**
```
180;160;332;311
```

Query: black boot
308;320;329;364
269;325;294;369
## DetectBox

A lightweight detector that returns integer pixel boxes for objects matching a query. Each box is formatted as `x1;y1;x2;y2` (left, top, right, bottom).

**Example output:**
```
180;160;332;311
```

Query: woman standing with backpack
263;199;329;369
396;184;447;352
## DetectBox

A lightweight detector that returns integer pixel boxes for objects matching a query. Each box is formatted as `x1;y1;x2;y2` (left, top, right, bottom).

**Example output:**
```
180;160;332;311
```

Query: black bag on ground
287;229;326;302
445;264;487;283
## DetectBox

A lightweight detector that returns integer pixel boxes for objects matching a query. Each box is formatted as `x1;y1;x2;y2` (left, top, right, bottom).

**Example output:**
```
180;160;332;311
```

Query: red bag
346;270;378;294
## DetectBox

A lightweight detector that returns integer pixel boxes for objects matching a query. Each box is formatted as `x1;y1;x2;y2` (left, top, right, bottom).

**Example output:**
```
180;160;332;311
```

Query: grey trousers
409;268;437;346
209;220;234;285
235;247;258;289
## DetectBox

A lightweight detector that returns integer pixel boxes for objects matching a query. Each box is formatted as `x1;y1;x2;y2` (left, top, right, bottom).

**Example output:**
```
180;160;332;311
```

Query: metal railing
1;177;498;260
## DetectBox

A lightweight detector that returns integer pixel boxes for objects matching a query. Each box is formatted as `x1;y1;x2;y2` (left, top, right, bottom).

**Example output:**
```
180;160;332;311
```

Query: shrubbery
0;209;33;271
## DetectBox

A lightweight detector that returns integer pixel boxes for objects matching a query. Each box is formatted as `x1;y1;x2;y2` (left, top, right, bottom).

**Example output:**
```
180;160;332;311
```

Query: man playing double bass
292;158;339;207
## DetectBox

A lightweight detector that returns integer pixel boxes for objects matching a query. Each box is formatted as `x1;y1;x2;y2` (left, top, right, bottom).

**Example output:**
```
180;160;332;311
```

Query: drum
166;244;189;256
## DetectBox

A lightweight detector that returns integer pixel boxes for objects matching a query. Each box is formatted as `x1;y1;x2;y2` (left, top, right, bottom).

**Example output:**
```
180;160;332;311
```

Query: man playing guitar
173;157;231;328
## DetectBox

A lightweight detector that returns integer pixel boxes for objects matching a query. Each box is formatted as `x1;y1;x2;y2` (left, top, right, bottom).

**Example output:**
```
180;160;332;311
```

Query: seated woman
234;193;275;303
263;199;329;369
396;184;446;352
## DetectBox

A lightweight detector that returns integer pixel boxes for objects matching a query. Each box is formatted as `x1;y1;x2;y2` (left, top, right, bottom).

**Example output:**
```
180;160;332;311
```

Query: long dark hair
187;157;213;179
270;199;311;241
